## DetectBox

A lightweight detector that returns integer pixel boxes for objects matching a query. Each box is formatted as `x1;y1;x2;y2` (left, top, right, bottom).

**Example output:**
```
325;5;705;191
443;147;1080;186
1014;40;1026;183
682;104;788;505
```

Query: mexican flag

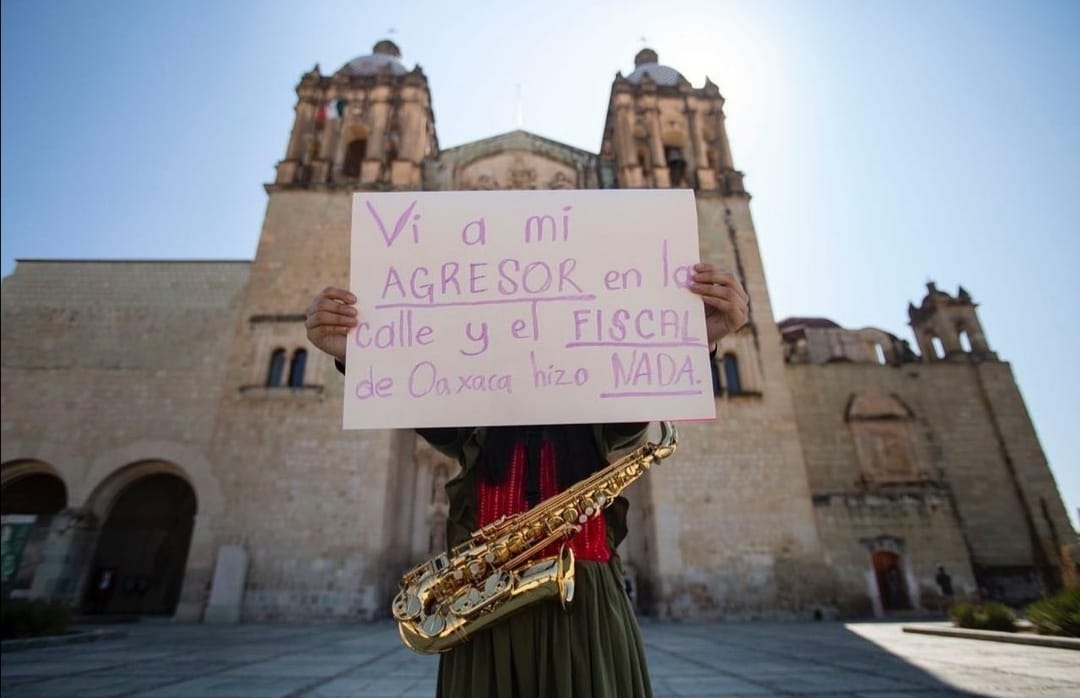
316;98;345;125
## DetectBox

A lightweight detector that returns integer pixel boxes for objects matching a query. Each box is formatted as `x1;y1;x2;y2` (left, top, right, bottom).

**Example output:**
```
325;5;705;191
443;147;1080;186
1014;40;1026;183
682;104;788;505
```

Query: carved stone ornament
508;159;538;190
547;171;575;189
469;173;499;190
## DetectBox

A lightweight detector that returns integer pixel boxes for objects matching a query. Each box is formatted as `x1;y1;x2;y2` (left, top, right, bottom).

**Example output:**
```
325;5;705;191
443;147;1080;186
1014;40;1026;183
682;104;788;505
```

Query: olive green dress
421;425;654;698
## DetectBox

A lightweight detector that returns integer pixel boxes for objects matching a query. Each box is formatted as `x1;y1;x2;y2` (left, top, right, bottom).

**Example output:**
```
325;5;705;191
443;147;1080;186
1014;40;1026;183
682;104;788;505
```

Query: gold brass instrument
393;422;678;654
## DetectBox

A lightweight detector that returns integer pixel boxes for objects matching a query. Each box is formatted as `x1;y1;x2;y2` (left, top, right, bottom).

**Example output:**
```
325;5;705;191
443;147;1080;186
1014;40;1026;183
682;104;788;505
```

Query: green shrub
1024;588;1080;637
949;601;1016;632
0;598;72;639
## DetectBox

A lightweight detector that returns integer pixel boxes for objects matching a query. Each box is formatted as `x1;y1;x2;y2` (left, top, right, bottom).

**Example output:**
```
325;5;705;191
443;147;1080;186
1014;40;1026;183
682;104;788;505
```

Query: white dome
625;48;686;86
342;40;408;76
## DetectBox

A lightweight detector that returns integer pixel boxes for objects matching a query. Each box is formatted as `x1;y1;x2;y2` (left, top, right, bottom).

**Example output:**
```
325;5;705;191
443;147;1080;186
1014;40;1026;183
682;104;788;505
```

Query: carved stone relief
412;436;458;556
457;151;578;191
852;422;919;482
846;392;923;484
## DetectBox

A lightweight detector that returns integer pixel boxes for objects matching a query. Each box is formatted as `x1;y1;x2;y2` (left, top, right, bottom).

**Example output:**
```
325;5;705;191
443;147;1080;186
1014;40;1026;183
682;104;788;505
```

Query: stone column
29;508;98;608
646;103;670;187
647;106;665;165
715;109;735;170
689;102;717;190
174;513;216;622
285;102;315;161
614;100;636;168
688;104;709;167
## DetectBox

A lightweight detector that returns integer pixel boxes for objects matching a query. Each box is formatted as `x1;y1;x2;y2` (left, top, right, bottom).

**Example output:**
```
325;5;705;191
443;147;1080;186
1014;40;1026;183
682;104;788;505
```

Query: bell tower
273;40;438;190
208;42;443;620
598;49;832;618
908;283;997;361
599;48;744;193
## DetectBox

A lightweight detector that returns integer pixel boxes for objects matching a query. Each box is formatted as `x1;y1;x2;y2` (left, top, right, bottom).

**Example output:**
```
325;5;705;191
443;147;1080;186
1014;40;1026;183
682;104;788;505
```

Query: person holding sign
305;262;748;698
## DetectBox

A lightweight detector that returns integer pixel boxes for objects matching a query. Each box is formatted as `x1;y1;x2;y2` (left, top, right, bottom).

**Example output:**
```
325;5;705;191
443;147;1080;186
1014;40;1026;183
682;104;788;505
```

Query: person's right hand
304;286;358;363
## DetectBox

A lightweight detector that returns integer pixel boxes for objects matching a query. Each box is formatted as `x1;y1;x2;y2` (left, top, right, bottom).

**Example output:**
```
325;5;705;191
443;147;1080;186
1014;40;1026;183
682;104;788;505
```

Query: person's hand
689;263;749;347
304;286;358;363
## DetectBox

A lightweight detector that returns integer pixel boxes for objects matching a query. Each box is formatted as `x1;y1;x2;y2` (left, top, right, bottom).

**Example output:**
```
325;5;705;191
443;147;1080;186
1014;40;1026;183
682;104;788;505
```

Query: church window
958;330;972;353
723;353;742;395
288;349;307;388
343;138;367;178
665;146;687;187
930;336;945;359
386;134;399;163
266;348;287;386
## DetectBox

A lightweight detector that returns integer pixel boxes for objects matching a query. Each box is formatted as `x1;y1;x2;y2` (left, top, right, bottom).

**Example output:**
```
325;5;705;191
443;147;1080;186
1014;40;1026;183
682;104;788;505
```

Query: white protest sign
345;189;716;429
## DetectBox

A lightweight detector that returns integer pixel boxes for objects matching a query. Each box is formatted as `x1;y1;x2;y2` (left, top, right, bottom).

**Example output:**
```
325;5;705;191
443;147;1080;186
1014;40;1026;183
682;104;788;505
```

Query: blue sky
2;0;1077;528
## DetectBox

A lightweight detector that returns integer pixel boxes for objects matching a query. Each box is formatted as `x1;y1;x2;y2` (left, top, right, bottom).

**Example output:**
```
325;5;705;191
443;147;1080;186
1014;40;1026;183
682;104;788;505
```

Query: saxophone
392;422;678;654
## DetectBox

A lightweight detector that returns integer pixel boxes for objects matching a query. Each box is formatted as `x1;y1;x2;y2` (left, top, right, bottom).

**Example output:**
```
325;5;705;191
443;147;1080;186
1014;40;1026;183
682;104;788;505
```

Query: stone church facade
1;41;1073;622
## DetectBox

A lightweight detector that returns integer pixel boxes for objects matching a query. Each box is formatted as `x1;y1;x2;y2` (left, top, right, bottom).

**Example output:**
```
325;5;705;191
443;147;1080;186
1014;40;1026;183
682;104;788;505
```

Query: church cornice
438;129;597;164
295;66;430;99
264;180;423;195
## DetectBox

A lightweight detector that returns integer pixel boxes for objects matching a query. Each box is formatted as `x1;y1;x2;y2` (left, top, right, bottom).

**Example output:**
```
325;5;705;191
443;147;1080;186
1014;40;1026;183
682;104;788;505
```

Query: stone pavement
2;619;1078;697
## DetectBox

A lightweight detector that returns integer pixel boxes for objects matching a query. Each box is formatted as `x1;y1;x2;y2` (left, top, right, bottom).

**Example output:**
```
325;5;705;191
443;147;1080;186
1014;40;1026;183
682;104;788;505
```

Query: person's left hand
689;263;750;347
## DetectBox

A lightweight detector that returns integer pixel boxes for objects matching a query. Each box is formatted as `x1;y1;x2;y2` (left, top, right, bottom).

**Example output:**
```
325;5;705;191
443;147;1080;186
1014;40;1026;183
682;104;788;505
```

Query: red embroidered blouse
475;439;610;563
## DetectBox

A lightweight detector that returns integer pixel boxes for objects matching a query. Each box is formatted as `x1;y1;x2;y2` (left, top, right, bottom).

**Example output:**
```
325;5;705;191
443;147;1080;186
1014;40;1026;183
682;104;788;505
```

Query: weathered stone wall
203;190;406;621
639;194;831;619
1;260;249;618
786;360;1073;605
812;492;974;615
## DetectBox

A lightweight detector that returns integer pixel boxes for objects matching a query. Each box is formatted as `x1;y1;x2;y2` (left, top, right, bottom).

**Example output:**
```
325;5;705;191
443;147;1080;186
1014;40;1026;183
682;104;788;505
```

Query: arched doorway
873;550;910;611
1;467;67;597
83;474;195;616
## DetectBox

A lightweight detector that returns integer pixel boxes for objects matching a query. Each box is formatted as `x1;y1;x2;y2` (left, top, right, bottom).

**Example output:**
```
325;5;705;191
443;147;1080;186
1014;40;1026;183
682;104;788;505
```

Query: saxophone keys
450;586;484;616
420;612;447;636
484;571;511;595
392;591;422;620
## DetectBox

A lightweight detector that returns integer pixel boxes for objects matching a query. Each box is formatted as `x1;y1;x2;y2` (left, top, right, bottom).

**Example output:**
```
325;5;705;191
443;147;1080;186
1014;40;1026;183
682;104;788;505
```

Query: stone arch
75;442;225;620
1;459;67;503
82;463;197;616
846;392;913;421
1;460;68;596
77;441;223;516
83;459;196;522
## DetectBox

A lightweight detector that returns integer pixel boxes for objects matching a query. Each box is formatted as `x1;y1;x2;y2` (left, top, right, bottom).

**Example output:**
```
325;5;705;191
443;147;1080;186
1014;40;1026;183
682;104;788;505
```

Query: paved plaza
2;619;1078;697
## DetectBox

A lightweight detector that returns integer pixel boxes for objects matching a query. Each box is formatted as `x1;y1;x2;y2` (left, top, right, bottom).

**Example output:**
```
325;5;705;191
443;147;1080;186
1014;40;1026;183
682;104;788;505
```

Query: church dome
341;39;408;76
625;48;686;86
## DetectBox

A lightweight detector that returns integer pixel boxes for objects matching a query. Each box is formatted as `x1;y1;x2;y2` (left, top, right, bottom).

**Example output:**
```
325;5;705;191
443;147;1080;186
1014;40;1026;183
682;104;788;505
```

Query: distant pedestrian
935;565;954;598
